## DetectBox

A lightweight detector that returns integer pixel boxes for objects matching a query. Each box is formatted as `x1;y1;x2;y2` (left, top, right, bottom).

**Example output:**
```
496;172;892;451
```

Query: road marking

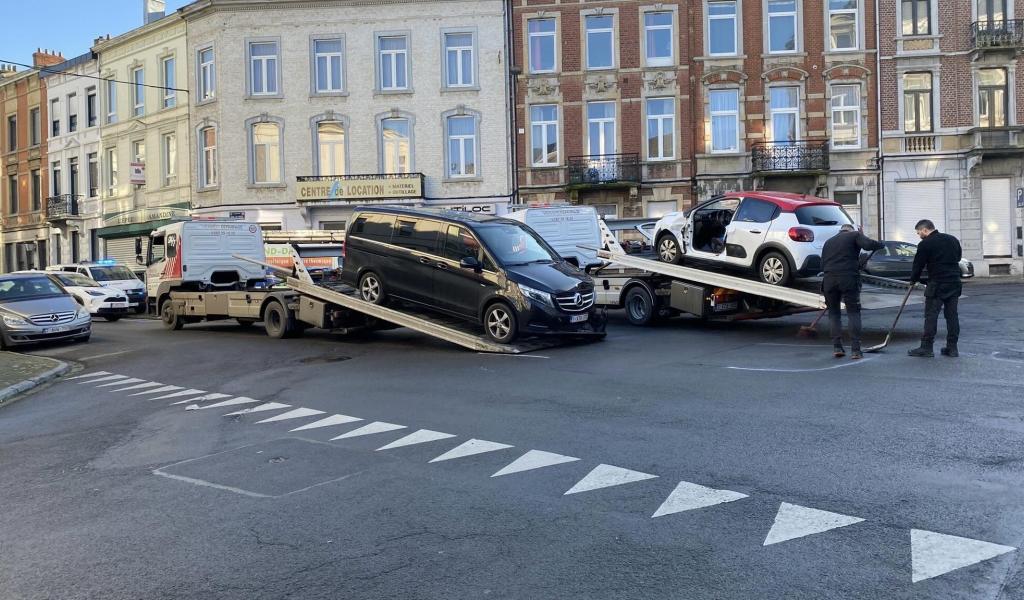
476;353;551;360
727;356;877;373
330;421;406;440
376;429;456;451
172;392;230;405
255;407;325;424
651;481;748;518
78;374;128;384
429;439;514;463
763;502;865;546
64;371;112;380
196;396;262;410
78;350;132;362
491;449;580;477
95;377;145;388
289;414;362;432
225;402;291;416
911;529;1016;583
564;464;658;495
150;388;204;400
111;381;164;392
152;470;272;499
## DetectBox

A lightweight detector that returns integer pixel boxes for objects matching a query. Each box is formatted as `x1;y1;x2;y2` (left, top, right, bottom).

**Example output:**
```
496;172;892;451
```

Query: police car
47;260;147;313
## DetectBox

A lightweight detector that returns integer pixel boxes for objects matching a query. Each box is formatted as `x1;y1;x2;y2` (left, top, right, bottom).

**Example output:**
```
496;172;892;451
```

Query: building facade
181;0;513;232
878;0;1024;275
93;14;191;266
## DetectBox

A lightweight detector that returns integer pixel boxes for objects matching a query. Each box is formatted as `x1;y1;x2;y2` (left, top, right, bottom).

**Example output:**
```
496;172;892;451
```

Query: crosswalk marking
330;421;406;440
651;481;748;518
289;414;362;432
64;371;112;380
196;397;262;410
129;385;184;397
255;407;325;424
429;439;513;463
78;374;128;384
377;429;456;451
111;381;164;392
763;503;864;546
95;377;145;388
224;402;291;416
491;449;579;477
172;393;230;405
911;529;1016;583
564;464;658;495
151;388;204;400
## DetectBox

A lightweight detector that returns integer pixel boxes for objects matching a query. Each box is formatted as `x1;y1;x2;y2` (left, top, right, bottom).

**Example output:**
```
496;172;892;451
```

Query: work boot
833;343;846;358
940;343;959;357
907;343;934;358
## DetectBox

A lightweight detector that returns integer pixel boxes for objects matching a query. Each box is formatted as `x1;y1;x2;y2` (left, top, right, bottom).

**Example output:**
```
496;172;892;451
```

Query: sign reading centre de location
296;174;423;202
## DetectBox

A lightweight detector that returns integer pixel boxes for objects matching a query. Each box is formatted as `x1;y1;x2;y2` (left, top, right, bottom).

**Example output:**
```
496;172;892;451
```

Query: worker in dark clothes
820;224;884;359
907;219;963;358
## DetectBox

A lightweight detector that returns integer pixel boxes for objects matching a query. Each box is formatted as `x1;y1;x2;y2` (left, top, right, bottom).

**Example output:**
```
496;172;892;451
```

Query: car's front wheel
483;302;518;344
757;252;792;286
657;234;683;265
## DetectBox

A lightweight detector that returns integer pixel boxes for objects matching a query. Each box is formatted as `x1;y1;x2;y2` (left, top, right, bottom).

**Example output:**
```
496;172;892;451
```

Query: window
528;19;556;73
162;133;177;186
708;1;738;55
903;72;932;133
162;57;176;108
587;101;616;155
442;225;483;263
317;121;346;176
106;78;117;123
735;198;779;223
199;127;217;188
381;118;411;173
378;35;408;91
86;88;97;127
51;162;62;197
831;85;861;148
6;115;15;151
768;0;798;53
834;191;861;225
198;46;215;101
51;99;60;136
350;214;396;243
249;41;279;95
444;32;474;87
901;0;930;35
646;98;675;160
132;67;145;116
106;148;118;196
530;104;559;166
586;15;614;70
68;157;79;198
30;170;40;211
710;89;740;153
393;219;443;253
644;12;674;67
769;86;800;143
314;38;344;93
132;140;145;188
67;93;77;132
828;0;859;50
978;68;1008;128
7;175;16;214
251;122;281;184
977;0;1007;26
87;152;98;198
446;115;477;178
29;108;40;145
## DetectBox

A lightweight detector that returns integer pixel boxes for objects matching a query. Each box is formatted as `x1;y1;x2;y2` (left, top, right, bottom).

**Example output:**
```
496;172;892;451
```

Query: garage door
981;178;1012;257
888;180;945;242
103;237;138;265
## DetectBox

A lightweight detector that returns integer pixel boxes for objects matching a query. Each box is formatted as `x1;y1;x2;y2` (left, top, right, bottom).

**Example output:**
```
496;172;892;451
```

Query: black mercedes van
341;207;606;343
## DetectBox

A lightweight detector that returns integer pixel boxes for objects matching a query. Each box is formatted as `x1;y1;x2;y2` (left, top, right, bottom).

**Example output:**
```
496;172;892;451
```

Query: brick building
1;50;66;272
878;0;1024;276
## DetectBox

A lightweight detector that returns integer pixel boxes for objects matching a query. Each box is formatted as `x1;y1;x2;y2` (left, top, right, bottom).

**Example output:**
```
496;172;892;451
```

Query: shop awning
96;219;178;239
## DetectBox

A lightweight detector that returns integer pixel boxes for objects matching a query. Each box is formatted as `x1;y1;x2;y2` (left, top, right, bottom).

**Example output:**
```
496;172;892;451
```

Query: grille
554;290;595;312
28;311;77;325
108;297;127;303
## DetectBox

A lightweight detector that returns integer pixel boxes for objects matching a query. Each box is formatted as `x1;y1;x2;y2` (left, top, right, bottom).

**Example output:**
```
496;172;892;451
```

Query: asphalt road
2;281;1023;599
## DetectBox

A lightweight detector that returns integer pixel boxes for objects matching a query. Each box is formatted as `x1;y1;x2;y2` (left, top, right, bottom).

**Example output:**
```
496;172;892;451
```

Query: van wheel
624;286;657;326
104;315;122;322
160;301;184;331
263;301;294;339
657;234;683;265
484;303;518;344
358;272;387;305
758;252;792;286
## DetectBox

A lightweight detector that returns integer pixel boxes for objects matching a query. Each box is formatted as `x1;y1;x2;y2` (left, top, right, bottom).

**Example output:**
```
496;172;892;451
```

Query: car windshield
90;266;138;281
476;223;558;265
794;204;853;226
57;273;101;287
889;242;917;257
0;276;67;302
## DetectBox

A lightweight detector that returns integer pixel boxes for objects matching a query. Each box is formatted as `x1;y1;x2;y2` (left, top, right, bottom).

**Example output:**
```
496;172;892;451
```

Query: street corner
0;351;71;405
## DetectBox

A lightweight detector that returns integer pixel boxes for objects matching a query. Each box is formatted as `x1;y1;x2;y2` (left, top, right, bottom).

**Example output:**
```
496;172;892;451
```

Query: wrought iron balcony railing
972;19;1024;49
45;194;80;221
567;153;641;186
751;140;830;173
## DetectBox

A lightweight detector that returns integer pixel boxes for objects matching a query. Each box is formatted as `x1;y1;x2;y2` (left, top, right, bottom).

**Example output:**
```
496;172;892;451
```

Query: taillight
788;227;815;242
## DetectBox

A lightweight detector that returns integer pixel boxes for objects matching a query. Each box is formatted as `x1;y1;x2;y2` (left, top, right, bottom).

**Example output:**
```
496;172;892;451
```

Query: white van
505;206;603;268
47;261;147;313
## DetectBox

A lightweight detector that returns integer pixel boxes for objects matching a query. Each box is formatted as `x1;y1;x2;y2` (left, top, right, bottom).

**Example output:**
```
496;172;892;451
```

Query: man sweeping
907;219;963;358
820;224;884;359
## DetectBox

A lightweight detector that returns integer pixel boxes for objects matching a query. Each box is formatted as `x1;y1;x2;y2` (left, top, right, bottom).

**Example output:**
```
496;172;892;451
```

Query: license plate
713;301;739;312
43;325;70;334
110;303;129;308
569;314;588;323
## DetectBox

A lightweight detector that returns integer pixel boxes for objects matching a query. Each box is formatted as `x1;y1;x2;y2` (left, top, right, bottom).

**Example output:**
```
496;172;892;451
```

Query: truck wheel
160;301;184;331
624;286;657;326
358;272;387;305
483;302;518;344
263;301;294;339
758;252;792;286
657;234;683;265
104;315;122;322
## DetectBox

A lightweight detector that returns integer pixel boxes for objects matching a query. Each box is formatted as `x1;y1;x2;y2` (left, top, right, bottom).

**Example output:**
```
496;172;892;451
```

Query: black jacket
911;230;962;284
821;230;884;274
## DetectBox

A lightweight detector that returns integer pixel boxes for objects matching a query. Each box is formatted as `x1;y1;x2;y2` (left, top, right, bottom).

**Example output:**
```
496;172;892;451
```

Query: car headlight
516;283;554;308
86;290;106;297
1;312;30;327
76;307;91;319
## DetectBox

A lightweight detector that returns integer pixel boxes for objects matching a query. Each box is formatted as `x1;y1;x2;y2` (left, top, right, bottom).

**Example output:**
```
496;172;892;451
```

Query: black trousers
823;272;862;347
923;281;961;346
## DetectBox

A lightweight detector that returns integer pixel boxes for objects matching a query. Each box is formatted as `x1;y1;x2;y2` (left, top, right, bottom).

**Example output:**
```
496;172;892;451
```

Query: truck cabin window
149;234;166;264
166;234;178;258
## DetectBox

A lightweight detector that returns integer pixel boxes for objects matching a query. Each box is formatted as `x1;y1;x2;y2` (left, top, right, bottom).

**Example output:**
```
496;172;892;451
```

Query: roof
726;191;839;211
354;205;513;226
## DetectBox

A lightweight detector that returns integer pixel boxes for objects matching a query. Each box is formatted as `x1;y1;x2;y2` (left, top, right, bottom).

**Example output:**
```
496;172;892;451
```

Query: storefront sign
102;206;190;227
447;204;495;214
296;175;423;202
1016;187;1023;208
130;162;146;185
264;244;338;269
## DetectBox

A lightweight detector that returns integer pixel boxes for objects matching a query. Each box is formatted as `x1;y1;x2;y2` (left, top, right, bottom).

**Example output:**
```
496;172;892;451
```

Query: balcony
45;194;80;222
751;140;830;173
967;126;1024;156
566;153;641;187
972;20;1024;50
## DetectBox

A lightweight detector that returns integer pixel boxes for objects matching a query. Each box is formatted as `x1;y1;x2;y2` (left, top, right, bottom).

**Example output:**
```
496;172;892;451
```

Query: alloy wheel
486;307;512;340
360;276;381;303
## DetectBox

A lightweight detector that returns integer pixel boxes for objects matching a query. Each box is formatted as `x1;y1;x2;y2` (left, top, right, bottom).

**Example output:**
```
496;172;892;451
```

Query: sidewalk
0;351;70;405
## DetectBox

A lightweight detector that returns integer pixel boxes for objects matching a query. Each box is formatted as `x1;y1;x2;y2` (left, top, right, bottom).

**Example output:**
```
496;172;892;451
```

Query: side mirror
459;256;482;272
136;255;145;266
134;237;143;255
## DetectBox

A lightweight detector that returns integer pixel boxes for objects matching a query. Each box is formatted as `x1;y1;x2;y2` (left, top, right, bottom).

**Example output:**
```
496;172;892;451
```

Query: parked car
653;192;854;286
341;206;606;344
860;241;975;280
0;273;91;349
47;261;147;313
37;271;131;321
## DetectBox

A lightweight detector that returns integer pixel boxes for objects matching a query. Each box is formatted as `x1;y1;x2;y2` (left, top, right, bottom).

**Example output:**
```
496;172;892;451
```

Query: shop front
95;204;191;270
296;173;426;231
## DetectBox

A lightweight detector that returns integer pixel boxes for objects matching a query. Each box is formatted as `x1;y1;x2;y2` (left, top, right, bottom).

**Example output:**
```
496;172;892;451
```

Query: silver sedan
0;273;92;349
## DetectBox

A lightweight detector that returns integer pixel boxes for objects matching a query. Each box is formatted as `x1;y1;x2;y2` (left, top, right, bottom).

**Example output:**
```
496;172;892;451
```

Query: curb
0;358;72;405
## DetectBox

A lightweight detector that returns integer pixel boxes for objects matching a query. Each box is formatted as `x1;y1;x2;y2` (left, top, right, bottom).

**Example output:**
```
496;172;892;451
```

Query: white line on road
63;371;112;380
330;421;406;440
95;377;145;388
911;529;1016;583
726;356;877;373
111;381;164;392
651;481;748;518
195;396;259;410
289;414;362;432
255;407;325;424
476;353;551;359
77;374;128;384
150;388;204;400
152;469;272;499
491;449;580;477
564;464;658;495
78;350;132;362
377;429;456;451
763;502;865;546
224;402;291;416
429;439;514;463
172;393;230;405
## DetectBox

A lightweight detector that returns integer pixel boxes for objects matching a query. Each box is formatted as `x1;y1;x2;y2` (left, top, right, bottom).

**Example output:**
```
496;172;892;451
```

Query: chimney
0;63;17;81
32;48;64;69
144;0;166;25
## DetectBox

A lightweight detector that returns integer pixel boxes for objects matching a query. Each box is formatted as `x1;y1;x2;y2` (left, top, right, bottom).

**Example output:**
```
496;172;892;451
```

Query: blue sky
0;1;192;68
